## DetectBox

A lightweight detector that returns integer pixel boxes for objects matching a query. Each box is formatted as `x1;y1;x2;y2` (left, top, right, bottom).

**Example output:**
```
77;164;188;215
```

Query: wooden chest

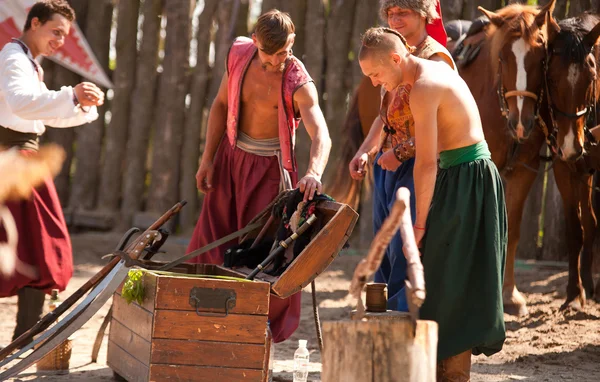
108;264;272;382
108;201;358;381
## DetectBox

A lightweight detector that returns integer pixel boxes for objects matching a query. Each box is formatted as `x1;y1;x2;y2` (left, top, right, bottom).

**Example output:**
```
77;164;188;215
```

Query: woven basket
36;338;72;371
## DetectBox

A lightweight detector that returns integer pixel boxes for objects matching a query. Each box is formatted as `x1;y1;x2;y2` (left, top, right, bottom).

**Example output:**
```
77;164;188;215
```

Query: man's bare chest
241;64;281;111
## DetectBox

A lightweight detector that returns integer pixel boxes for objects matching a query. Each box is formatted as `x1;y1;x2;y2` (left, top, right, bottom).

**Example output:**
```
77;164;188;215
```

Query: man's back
412;58;485;152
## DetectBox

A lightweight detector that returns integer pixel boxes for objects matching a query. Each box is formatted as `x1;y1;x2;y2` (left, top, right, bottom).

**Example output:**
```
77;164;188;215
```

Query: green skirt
421;141;507;361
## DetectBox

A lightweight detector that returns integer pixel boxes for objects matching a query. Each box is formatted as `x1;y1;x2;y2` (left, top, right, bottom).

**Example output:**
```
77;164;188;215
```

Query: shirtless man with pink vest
187;10;331;343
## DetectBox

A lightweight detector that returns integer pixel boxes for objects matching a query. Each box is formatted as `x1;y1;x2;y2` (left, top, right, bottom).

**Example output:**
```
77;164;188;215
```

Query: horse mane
553;13;600;65
488;4;545;81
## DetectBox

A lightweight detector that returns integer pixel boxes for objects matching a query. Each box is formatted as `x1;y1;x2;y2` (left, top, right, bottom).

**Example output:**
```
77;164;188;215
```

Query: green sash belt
439;140;490;169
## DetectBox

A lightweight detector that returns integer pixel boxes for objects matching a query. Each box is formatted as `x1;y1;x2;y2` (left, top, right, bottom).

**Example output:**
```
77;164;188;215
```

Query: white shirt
0;40;98;135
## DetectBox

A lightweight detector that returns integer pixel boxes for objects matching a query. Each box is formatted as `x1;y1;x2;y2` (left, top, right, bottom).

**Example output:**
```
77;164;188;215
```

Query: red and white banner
0;0;113;89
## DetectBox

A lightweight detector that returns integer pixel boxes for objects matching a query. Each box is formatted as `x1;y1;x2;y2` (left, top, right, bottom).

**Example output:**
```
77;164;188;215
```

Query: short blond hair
359;27;414;62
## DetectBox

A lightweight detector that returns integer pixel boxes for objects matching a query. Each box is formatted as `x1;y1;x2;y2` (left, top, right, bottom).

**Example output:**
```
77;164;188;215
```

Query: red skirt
0;175;73;297
187;140;301;343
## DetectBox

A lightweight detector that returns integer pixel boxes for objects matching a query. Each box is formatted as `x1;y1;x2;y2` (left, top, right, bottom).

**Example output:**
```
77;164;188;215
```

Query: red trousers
0;175;73;298
187;140;301;343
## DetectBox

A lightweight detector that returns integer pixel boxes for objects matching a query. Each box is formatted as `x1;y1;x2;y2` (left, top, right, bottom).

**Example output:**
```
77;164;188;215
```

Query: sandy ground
1;232;600;381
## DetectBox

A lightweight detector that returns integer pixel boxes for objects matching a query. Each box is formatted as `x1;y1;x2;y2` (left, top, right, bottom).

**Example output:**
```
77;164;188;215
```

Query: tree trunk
234;0;250;36
97;0;140;212
322;320;438;382
568;0;594;16
69;0;113;211
303;0;326;95
350;0;379;91
207;0;236;105
542;171;568;261
554;0;568;19
147;0;193;214
516;165;545;260
44;0;89;206
261;0;281;13
462;0;503;20
179;0;219;233
279;0;307;61
324;0;358;181
441;0;464;22
119;0;164;228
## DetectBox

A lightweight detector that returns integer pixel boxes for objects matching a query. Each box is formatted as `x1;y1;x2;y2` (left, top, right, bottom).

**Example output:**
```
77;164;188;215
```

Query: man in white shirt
0;0;104;344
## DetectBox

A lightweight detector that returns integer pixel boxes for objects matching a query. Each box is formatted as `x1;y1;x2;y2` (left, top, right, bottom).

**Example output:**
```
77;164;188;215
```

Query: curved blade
0;262;128;379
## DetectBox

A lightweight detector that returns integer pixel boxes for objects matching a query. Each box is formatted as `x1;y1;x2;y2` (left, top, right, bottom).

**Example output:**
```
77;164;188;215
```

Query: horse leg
578;172;596;299
503;164;539;316
553;161;586;310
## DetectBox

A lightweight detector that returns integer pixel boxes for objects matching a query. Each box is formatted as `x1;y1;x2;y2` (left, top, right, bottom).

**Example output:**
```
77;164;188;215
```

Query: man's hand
195;161;214;193
74;82;105;107
349;152;369;180
377;150;401;171
297;174;322;201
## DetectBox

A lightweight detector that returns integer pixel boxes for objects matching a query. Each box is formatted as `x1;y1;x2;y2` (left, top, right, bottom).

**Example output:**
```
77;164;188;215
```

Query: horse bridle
496;49;547;131
544;45;599;154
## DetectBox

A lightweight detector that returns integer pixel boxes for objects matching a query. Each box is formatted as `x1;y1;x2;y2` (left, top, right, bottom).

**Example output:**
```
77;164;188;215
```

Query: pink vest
226;37;313;173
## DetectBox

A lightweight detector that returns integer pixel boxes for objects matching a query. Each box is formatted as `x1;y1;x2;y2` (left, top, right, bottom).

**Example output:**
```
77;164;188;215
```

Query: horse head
480;0;556;142
546;15;600;162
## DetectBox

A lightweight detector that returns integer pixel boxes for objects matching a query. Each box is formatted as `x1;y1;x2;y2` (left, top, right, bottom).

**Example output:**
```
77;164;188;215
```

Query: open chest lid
226;200;358;298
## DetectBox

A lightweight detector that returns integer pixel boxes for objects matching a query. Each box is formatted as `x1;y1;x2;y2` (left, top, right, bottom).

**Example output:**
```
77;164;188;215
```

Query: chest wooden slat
108;269;271;382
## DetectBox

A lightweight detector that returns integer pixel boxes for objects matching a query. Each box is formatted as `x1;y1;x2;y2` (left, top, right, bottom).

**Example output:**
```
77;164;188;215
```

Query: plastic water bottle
293;339;309;382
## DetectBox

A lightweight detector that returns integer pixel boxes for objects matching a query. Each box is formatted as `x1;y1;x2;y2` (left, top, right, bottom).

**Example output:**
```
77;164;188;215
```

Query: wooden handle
349;188;409;298
0;201;186;362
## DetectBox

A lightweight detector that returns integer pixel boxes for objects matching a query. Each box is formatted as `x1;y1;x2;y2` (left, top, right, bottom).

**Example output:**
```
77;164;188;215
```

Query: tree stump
322;319;438;382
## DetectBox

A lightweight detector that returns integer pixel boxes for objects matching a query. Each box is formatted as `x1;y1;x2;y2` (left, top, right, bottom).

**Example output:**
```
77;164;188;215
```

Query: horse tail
325;87;372;209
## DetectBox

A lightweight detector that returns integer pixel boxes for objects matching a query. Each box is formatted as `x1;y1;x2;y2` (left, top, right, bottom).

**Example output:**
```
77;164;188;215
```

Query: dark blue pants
372;153;416;312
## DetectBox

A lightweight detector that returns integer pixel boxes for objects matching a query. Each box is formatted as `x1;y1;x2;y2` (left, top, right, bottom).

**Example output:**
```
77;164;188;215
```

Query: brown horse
544;12;600;308
327;1;559;317
461;1;558;317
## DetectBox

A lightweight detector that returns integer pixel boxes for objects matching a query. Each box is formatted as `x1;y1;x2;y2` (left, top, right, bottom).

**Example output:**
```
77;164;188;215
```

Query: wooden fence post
119;0;164;230
179;0;219;233
147;0;194;216
69;0;113;214
98;0;140;214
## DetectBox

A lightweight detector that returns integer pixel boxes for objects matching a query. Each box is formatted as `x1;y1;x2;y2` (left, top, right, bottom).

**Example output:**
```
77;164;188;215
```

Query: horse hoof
504;303;529;317
560;298;583;311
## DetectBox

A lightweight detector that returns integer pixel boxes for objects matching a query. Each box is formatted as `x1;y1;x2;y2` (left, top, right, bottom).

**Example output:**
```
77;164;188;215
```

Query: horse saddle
453;16;490;70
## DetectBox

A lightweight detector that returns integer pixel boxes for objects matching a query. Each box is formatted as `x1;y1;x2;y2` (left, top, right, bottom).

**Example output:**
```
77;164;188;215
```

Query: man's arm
0;52;81;120
294;81;332;201
410;80;441;244
196;71;229;193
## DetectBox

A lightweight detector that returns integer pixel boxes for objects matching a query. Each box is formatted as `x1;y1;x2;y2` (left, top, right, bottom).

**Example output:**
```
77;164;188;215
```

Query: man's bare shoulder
293;81;318;104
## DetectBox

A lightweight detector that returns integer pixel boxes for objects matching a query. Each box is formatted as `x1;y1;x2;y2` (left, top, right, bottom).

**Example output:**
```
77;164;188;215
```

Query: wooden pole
322;320;438;382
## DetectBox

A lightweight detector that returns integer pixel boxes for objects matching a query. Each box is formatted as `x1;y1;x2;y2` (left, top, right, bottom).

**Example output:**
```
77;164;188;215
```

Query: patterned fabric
379;36;454;158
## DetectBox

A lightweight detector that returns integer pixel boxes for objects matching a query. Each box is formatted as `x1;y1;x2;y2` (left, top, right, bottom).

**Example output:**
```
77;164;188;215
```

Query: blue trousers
372;153;416;312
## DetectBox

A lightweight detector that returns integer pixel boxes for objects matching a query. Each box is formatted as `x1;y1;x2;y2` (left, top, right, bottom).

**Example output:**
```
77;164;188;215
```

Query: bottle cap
50;289;59;298
298;339;307;348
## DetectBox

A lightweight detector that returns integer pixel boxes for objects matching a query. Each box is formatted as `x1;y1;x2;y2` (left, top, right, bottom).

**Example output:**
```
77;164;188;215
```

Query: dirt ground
1;231;600;381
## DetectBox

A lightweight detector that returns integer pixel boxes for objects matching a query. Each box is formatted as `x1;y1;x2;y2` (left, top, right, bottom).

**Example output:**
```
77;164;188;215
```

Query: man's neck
18;34;38;58
400;56;420;88
405;28;428;48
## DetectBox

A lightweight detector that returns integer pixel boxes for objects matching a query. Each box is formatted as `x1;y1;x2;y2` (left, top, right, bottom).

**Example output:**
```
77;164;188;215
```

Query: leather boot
437;350;472;382
12;287;45;343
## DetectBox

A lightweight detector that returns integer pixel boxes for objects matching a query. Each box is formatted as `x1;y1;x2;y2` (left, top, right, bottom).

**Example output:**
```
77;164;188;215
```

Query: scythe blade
0;261;129;379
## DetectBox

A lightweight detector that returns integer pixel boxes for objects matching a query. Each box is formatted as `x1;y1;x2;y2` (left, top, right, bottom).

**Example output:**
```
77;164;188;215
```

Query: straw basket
36;338;72;372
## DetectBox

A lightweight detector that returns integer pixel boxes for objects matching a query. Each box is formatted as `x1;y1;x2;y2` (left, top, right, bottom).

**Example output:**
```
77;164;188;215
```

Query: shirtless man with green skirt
359;27;506;381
